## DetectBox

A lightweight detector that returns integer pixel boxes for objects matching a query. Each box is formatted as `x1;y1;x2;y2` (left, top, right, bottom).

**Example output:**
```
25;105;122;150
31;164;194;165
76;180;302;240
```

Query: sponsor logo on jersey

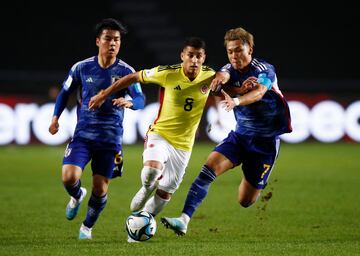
174;85;182;90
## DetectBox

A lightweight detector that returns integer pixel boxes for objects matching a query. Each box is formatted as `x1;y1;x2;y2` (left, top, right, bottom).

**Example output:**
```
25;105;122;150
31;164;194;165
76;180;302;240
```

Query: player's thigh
61;138;91;182
158;147;191;194
91;144;122;179
242;138;280;189
143;133;170;168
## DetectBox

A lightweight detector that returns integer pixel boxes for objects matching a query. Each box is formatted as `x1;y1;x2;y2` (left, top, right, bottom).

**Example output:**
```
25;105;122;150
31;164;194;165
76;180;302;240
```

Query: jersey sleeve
219;63;232;74
127;83;145;110
139;66;166;86
53;63;81;117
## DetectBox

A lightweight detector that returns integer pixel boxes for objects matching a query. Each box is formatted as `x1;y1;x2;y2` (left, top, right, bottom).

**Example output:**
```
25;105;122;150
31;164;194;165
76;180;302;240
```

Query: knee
141;166;162;186
62;172;78;185
92;186;107;197
62;165;81;185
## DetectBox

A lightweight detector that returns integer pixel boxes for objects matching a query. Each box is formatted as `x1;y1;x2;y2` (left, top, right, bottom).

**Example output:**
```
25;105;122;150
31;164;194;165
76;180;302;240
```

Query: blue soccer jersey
220;58;292;137
54;56;145;144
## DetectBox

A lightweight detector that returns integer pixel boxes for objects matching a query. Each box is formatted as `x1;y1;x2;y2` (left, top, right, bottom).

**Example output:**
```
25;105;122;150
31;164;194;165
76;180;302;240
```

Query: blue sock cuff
64;180;81;199
199;165;216;183
90;193;107;204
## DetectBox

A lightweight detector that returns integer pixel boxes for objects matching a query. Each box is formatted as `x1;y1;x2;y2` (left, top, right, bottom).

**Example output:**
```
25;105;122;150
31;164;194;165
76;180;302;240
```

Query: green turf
0;142;359;256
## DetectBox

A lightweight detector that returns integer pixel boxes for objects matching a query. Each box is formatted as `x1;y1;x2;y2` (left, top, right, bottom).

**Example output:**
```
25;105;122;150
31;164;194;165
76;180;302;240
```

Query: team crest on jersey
111;76;121;84
200;84;209;94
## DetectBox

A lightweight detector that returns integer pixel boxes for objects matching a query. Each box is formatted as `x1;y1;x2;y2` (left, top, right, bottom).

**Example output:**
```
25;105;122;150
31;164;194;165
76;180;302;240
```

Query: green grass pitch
0;142;359;256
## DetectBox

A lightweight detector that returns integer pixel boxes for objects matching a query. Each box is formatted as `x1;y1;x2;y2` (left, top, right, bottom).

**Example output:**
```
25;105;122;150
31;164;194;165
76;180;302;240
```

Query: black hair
182;37;206;51
94;18;127;38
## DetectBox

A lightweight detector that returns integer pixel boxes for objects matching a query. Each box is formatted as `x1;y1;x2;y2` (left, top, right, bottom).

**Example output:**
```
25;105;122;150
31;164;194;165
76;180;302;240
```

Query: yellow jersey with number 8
139;64;215;151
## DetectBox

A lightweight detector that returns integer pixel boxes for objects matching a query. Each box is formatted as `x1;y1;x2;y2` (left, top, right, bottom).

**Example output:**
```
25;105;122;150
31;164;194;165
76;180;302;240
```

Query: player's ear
248;46;253;55
96;37;100;47
180;51;185;61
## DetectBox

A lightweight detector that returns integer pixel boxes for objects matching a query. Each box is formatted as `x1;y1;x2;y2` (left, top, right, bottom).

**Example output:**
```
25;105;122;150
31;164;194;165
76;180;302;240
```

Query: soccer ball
125;211;157;241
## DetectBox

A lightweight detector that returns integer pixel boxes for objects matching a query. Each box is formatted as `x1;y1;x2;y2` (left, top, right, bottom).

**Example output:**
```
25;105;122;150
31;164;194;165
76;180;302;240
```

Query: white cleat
79;223;92;240
161;217;187;236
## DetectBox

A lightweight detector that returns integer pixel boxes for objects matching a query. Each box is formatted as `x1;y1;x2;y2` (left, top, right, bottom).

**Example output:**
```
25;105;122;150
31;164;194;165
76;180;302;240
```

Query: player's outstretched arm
220;80;267;111
210;71;230;92
89;72;141;110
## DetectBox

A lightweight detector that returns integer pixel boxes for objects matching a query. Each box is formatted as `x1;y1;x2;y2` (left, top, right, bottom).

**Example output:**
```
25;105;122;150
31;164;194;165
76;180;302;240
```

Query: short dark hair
94;18;127;38
182;37;206;51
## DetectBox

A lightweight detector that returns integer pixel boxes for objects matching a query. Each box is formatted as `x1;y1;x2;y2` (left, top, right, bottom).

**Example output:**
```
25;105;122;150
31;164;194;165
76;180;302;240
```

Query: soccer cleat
65;187;87;220
79;223;92;239
130;185;156;212
160;217;187;236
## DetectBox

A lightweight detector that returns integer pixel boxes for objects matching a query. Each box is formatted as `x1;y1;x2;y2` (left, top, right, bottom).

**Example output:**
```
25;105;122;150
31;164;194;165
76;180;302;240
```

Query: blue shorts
63;137;123;179
214;131;280;189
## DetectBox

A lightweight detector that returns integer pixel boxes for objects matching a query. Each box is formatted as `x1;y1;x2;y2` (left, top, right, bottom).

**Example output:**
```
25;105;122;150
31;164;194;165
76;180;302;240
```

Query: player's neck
183;69;200;81
98;55;116;69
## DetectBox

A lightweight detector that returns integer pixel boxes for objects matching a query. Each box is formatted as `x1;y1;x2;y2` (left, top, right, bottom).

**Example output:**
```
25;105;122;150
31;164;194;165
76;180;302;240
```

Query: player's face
226;40;252;71
181;46;206;79
96;29;121;59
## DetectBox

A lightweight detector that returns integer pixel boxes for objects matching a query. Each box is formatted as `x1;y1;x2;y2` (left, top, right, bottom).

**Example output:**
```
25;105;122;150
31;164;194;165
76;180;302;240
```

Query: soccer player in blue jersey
161;27;292;236
48;18;145;239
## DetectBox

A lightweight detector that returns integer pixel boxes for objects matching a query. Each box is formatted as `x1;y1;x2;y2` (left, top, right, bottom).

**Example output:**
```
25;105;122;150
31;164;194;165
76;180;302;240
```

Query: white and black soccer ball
125;211;157;241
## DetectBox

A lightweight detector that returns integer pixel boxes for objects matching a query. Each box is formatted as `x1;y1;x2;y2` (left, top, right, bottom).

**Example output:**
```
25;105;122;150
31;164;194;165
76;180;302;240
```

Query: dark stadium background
2;1;359;93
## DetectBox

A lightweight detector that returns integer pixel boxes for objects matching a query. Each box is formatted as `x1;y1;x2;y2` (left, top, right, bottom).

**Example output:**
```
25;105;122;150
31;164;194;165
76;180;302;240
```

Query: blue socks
64;180;82;199
182;165;216;218
83;193;107;228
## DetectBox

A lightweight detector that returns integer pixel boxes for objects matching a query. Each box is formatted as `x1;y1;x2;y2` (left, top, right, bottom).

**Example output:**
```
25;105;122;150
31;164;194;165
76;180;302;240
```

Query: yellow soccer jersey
139;64;215;151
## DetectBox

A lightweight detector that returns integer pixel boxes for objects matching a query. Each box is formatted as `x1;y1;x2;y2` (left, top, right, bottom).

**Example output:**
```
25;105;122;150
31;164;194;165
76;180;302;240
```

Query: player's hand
48;117;59;135
210;77;224;92
210;72;229;92
241;76;258;93
112;97;133;108
89;90;106;110
220;89;236;112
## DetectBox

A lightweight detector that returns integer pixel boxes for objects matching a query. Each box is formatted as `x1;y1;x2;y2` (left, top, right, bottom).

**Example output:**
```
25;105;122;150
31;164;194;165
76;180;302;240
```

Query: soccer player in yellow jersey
89;37;215;234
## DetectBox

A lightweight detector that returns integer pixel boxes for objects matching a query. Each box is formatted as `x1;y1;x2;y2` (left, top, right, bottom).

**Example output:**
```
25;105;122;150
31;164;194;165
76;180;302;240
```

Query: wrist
232;97;240;106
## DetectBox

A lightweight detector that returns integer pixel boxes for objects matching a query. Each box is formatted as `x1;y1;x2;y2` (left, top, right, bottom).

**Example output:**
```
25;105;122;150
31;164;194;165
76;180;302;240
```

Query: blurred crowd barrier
0;93;359;145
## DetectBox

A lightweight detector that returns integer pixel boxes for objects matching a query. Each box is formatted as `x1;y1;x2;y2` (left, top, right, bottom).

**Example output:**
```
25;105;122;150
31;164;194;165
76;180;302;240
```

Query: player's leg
161;151;233;235
143;144;191;217
161;131;240;235
79;146;117;239
62;139;90;220
237;178;261;207
62;164;83;201
79;174;110;239
239;136;280;207
130;162;163;212
130;134;166;212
